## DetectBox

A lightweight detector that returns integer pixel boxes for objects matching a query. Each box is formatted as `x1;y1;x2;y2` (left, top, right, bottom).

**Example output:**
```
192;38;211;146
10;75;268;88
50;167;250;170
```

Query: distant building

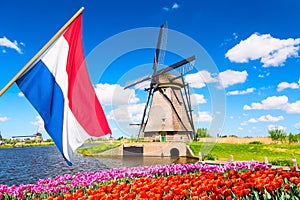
11;135;36;141
11;133;43;142
35;132;42;142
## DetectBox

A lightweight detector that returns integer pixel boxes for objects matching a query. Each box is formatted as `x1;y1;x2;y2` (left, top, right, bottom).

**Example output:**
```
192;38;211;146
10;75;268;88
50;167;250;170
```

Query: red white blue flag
16;14;111;165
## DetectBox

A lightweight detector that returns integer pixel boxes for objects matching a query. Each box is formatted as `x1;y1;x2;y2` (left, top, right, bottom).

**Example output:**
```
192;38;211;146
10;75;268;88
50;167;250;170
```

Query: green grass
189;142;300;163
0;142;55;148
77;141;122;156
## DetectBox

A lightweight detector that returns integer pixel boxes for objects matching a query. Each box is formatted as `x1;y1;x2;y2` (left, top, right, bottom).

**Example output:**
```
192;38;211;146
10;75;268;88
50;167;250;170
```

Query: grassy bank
0;142;55;148
77;141;122;156
189;141;300;163
76;140;300;167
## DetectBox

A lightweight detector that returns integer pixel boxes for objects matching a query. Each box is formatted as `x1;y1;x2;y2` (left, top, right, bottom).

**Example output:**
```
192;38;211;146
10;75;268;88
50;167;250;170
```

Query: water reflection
0;146;197;186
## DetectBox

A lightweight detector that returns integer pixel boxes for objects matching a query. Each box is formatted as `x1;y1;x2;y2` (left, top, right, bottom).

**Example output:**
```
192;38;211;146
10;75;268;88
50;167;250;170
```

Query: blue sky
1;0;300;140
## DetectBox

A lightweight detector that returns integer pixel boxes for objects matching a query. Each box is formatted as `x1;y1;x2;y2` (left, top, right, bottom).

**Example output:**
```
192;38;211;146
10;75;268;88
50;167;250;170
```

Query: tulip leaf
253;190;260;200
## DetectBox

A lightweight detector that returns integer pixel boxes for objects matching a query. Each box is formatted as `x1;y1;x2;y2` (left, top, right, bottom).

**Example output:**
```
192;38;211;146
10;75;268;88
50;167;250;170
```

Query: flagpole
0;7;85;96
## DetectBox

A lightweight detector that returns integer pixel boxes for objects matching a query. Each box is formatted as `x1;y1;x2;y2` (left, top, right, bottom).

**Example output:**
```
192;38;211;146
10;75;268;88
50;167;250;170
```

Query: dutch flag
16;14;111;165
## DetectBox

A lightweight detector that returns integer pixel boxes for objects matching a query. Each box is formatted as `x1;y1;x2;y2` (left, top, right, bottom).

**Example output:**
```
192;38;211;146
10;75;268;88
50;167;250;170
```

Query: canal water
0;146;197;186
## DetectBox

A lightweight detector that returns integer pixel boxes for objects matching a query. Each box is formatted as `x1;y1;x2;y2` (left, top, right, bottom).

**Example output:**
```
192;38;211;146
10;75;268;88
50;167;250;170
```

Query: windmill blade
157;88;188;131
124;55;195;89
124;75;152;90
137;87;153;139
181;75;195;138
158;22;168;68
124;25;166;90
154;55;195;78
153;24;165;76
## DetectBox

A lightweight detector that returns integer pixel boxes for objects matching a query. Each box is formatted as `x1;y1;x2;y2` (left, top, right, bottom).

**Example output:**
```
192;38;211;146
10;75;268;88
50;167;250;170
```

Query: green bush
45;139;53;143
268;129;286;143
288;133;300;144
196;128;211;138
270;159;293;166
248;141;262;144
204;153;216;160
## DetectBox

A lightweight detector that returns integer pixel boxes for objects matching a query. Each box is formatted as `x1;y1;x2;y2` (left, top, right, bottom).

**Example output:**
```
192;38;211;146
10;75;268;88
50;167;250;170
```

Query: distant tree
117;136;124;141
268;128;286;143
45;139;53;143
196;128;211;139
288;132;300;144
24;139;35;144
289;133;297;144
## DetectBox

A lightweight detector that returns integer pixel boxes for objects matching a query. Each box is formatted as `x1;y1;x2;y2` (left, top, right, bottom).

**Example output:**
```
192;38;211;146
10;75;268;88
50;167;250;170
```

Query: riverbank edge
0;142;55;148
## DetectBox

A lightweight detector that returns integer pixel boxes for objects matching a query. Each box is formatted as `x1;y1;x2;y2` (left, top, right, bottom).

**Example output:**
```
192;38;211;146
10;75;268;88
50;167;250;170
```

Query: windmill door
161;132;166;142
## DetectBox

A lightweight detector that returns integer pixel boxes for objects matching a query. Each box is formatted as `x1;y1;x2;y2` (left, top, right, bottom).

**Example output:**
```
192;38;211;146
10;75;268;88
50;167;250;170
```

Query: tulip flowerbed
1;161;300;199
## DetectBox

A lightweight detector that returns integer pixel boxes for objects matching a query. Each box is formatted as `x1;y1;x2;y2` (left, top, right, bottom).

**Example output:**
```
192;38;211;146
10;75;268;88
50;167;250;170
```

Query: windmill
124;24;196;142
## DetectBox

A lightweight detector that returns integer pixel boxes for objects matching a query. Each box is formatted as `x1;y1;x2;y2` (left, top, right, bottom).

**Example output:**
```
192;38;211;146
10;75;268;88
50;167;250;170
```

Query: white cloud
185;70;218;88
185;69;248;89
30;116;45;131
258;74;264;78
268;124;285;131
243;105;252;110
94;83;139;106
226;87;255;96
220;33;239;47
193;111;213;122
244;95;300;114
186;71;216;88
190;93;207;106
107;103;145;123
162;7;169;11
94;83;147;125
240;122;247;126
0;116;9;122
18;92;24;97
162;2;179;11
241;114;284;127
257;114;284;122
172;2;179;9
285;100;300;114
277;81;299;92
243;95;288;110
0;36;22;54
134;80;151;90
218;70;248;88
294;122;300;129
225;33;300;67
248;118;258;123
